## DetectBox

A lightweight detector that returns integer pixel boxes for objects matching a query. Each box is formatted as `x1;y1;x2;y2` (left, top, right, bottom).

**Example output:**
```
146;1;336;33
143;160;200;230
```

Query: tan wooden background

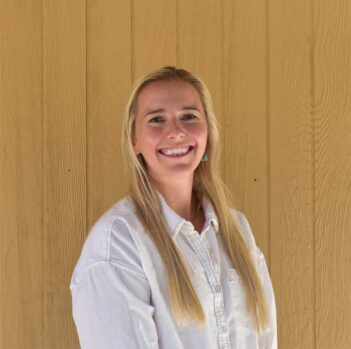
1;0;350;348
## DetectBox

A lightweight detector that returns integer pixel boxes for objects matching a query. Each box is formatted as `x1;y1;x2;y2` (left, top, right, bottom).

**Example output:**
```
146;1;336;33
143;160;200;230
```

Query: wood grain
314;1;351;348
269;1;314;348
87;0;131;231
0;1;43;347
222;0;268;261
1;0;350;348
42;1;86;348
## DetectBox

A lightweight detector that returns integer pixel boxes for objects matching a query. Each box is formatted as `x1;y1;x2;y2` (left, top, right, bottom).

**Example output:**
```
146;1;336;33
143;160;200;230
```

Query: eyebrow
145;106;200;117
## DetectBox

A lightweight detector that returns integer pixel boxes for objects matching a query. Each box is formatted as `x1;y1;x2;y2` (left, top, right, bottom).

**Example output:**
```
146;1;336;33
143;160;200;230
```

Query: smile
159;146;193;157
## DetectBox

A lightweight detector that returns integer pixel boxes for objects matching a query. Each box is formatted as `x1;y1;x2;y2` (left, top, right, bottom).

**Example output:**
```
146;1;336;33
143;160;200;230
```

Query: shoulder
70;194;145;286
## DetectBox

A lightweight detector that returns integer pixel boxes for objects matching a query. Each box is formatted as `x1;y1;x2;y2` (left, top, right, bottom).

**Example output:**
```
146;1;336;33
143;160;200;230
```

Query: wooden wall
1;0;350;348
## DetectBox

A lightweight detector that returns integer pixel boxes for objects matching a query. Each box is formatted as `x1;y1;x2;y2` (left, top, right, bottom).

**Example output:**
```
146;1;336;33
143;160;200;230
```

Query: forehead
136;79;203;112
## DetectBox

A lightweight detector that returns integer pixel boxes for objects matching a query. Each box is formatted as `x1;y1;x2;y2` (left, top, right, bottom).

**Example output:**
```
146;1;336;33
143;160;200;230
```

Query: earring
201;153;208;161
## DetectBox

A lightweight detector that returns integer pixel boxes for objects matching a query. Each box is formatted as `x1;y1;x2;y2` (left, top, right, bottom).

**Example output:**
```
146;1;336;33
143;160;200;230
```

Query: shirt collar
155;189;219;239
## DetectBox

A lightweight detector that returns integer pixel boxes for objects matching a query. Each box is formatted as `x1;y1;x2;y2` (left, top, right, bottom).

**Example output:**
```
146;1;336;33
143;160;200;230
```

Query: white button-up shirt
70;190;277;348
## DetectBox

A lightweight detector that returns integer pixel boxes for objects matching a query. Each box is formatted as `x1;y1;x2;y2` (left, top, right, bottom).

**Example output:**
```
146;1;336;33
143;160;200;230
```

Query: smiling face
132;79;208;183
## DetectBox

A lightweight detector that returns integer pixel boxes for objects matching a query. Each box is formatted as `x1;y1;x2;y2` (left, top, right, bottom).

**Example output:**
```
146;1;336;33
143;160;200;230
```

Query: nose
166;118;186;139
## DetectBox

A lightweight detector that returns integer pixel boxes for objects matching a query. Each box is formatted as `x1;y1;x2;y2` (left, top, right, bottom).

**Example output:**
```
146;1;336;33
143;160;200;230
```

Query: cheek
141;128;163;149
190;124;208;141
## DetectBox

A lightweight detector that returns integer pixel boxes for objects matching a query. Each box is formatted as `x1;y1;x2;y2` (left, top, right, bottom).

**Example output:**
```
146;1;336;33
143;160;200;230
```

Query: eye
149;114;197;123
149;116;164;123
182;114;197;120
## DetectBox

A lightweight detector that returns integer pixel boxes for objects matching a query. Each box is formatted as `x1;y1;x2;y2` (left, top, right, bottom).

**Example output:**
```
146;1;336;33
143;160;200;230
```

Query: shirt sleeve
70;261;159;349
256;247;278;349
234;210;278;348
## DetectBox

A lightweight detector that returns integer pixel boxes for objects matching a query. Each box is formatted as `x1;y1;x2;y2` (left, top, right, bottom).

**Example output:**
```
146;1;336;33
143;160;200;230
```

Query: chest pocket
227;268;254;331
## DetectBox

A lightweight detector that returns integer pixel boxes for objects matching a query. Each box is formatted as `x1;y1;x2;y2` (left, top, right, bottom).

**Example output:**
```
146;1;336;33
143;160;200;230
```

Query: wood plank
222;0;268;259
178;0;222;132
314;1;351;348
87;0;131;230
42;1;86;347
0;1;43;347
134;0;176;79
269;0;313;348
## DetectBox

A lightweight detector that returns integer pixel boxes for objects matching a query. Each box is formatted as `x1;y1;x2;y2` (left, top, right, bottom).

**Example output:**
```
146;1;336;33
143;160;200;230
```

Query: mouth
158;146;194;158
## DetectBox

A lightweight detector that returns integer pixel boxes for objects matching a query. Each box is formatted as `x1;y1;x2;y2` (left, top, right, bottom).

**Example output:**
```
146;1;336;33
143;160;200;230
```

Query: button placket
202;234;221;283
186;233;231;349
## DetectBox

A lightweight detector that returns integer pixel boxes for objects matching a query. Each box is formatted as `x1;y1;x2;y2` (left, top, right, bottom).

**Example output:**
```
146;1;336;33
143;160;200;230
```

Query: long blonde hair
121;66;270;333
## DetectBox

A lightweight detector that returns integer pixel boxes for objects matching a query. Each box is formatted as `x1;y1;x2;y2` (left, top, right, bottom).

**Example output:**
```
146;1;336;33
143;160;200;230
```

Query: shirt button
221;325;227;333
215;285;221;293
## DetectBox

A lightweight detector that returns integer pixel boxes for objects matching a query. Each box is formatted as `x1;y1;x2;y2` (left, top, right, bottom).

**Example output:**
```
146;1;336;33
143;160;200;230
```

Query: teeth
161;146;191;156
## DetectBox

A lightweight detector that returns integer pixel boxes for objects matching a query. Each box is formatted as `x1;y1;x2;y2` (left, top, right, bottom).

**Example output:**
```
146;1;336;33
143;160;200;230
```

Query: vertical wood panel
269;1;313;348
314;1;351;348
0;1;43;348
42;0;86;347
222;0;268;259
87;0;131;230
1;1;351;348
134;0;176;80
178;0;222;136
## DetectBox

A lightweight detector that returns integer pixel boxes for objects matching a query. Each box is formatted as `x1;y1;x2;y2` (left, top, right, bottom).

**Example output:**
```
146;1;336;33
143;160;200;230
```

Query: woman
70;66;277;348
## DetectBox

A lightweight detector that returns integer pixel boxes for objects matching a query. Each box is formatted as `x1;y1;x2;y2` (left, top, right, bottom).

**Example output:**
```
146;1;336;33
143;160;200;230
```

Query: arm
257;247;278;349
234;210;278;348
70;261;159;349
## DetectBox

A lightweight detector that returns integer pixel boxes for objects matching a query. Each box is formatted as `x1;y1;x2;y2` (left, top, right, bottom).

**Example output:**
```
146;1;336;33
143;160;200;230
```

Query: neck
150;177;199;221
